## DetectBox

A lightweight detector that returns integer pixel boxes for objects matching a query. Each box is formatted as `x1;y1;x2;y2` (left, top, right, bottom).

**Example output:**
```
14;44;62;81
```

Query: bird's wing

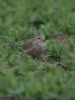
23;38;35;49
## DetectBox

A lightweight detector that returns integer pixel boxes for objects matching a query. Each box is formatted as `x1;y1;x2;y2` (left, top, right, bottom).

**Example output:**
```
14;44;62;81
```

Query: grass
0;0;75;100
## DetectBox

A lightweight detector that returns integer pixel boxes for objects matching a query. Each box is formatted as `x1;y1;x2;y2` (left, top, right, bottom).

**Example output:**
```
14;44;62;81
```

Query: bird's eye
37;37;40;39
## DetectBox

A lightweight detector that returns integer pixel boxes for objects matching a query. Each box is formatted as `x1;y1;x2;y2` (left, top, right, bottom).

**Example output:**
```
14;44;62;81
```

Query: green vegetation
0;0;75;100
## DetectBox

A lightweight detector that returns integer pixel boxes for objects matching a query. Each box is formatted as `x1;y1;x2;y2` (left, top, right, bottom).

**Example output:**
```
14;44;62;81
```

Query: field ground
0;0;75;100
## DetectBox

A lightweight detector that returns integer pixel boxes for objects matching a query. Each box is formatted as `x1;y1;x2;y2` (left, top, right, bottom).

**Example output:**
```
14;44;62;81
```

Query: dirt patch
54;34;71;46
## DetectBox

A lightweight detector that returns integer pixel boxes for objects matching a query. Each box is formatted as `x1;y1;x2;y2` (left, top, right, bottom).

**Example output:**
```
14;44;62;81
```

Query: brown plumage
23;34;46;58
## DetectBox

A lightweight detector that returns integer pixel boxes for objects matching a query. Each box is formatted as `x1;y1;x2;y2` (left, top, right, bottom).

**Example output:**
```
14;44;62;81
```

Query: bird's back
23;35;46;58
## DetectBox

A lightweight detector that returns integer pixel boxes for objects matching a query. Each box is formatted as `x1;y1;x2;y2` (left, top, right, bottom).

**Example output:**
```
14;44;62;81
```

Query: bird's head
36;34;45;41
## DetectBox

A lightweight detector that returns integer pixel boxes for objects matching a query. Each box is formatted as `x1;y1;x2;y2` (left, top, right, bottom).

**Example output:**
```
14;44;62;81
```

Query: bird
23;34;46;58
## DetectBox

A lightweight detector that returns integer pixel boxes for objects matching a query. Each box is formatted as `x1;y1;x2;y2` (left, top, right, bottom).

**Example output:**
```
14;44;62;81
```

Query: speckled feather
23;35;46;58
